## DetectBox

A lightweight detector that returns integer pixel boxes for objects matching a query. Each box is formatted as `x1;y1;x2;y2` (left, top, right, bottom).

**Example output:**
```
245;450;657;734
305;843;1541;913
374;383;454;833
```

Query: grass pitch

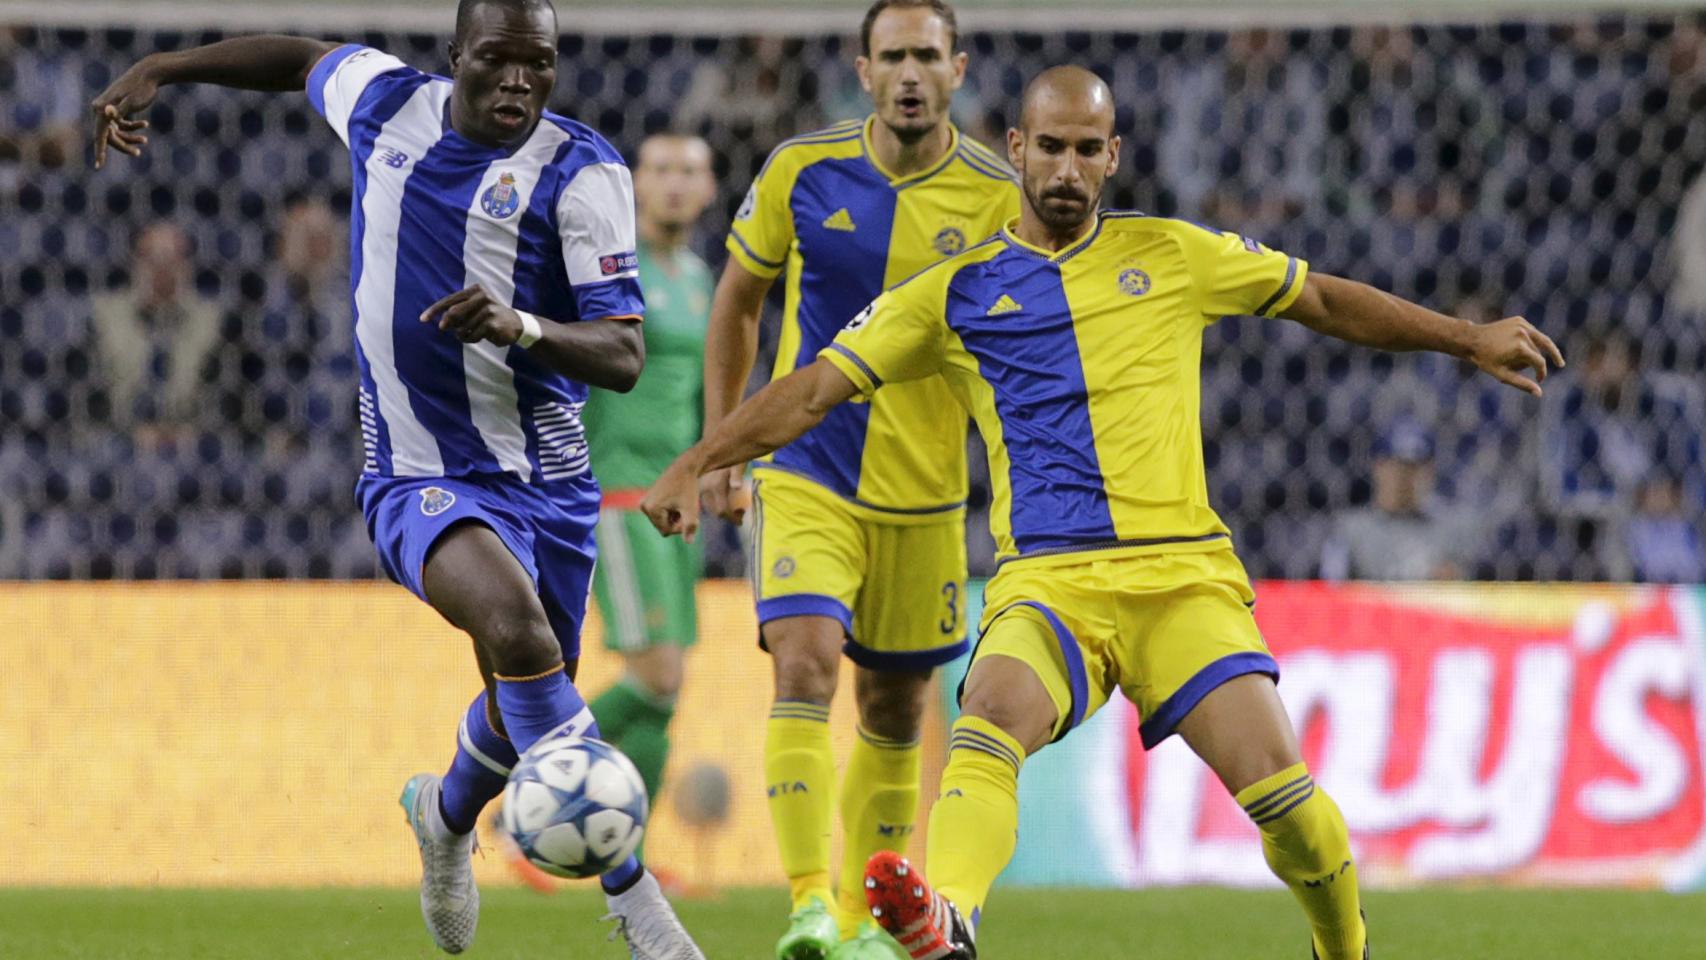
1;886;1700;958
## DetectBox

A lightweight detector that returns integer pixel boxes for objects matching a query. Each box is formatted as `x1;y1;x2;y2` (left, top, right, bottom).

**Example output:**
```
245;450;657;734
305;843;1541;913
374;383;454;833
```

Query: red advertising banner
1093;584;1706;889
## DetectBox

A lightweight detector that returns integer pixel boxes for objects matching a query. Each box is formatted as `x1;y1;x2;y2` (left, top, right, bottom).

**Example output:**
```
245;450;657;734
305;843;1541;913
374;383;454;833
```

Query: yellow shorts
970;546;1275;749
751;468;969;670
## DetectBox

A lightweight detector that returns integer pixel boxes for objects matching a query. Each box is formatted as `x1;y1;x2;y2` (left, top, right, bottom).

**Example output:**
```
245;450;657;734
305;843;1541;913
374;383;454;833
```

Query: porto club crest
481;172;522;219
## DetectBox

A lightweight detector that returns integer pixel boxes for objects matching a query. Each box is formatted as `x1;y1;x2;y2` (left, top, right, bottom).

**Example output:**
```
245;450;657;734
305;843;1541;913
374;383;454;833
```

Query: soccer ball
498;736;648;879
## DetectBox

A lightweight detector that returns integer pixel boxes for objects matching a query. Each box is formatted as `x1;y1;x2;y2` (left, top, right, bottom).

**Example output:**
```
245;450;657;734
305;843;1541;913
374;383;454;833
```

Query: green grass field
2;886;1703;959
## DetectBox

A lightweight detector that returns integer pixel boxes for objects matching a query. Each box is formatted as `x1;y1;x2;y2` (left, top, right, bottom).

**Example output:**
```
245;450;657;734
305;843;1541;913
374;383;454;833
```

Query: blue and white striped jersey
308;44;644;488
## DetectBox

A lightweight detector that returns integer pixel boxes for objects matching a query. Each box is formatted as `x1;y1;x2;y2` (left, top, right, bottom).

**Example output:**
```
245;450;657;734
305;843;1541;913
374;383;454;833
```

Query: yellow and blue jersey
726;117;1021;517
822;211;1308;564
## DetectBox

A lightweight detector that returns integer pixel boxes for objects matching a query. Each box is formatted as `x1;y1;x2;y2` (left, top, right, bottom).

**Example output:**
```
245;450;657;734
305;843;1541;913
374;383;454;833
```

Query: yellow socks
766;699;836;910
1236;763;1367;960
835;726;922;937
924;716;1024;924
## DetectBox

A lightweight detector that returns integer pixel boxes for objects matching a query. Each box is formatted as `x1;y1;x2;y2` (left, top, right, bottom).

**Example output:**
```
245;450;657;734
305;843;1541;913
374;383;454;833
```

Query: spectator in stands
1158;29;1328;230
1625;473;1706;583
251;194;352;432
678;35;823;152
1339;26;1497;225
1320;419;1476;581
1539;326;1704;579
1543;327;1701;512
0;26;82;179
90;221;223;443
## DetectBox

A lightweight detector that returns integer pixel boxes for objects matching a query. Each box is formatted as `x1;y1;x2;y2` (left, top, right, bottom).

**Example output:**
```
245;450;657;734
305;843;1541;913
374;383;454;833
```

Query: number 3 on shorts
939;581;960;635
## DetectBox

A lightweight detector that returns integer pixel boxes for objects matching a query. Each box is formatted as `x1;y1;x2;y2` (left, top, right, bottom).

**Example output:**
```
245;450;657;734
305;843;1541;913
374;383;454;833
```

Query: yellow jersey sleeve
724;152;798;279
1182;227;1309;322
818;272;949;396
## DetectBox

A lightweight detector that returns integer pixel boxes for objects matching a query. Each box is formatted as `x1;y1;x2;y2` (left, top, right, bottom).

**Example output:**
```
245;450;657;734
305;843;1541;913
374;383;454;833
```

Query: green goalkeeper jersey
585;239;714;493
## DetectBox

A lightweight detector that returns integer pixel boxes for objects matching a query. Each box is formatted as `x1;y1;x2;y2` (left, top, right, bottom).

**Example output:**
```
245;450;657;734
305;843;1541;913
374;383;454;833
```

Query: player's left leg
835;516;970;952
867;586;1105;960
1175;674;1367;960
830;665;929;951
863;650;1058;960
524;486;704;958
1130;551;1365;960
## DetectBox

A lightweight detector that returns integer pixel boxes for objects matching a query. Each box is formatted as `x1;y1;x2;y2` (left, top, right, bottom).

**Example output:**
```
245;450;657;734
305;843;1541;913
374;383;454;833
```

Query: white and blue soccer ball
498;736;648;879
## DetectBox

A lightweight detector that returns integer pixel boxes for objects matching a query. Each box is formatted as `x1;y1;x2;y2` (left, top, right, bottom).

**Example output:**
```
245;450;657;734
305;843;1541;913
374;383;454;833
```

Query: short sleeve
724;152;798;279
818;278;947;395
307;45;413;145
1185;227;1309;321
556;162;645;322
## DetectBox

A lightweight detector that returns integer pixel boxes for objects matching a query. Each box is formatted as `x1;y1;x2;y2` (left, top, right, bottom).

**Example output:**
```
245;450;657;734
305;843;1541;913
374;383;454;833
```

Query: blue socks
439;691;517;835
493;665;597;752
480;664;642;893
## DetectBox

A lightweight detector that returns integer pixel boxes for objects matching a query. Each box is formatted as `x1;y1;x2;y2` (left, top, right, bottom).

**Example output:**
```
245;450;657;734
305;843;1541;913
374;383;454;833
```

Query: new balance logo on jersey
822;208;857;232
768;781;810;797
378;148;409;169
877;823;915;838
986;294;1022;316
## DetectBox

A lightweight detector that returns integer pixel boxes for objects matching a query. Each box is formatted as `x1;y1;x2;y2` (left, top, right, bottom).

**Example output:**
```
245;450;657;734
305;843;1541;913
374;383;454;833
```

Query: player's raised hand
420;284;526;346
91;62;161;169
642;457;703;543
699;467;750;525
1465;316;1566;397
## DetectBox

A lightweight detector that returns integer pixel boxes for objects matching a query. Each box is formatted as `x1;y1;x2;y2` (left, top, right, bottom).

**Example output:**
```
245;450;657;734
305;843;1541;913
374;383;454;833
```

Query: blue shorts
357;472;600;661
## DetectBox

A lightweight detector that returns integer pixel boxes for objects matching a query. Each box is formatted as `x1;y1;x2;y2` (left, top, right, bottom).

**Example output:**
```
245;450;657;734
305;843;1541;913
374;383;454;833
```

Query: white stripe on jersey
556;162;641;288
459;123;574;480
358;386;380;473
351;82;450;476
320;47;408;147
534;400;590;480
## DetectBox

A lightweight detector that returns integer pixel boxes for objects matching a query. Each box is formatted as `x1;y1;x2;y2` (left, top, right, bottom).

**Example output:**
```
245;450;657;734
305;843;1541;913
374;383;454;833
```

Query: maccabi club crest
934;226;967;256
481;172;521;219
1119;268;1152;296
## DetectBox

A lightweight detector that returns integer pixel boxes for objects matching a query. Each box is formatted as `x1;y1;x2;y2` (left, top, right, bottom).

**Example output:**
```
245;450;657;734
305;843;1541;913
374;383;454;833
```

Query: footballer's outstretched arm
91;36;340;167
697;258;779;523
642;358;860;541
1279;272;1565;396
418;285;645;392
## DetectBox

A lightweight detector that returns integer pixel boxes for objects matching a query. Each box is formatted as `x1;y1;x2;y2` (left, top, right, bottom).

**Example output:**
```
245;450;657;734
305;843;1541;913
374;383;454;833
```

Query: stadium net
1;7;1703;582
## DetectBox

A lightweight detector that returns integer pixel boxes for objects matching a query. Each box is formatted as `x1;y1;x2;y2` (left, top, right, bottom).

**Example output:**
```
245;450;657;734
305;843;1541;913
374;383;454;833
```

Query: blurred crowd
1;17;1703;581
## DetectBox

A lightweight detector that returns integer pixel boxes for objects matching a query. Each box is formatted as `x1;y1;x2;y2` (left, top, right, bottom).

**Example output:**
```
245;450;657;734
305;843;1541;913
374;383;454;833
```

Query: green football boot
827;921;908;960
776;897;840;960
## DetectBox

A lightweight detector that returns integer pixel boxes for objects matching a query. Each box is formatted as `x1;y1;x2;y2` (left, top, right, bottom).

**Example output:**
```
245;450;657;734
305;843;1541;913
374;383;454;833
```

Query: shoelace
422;827;478;903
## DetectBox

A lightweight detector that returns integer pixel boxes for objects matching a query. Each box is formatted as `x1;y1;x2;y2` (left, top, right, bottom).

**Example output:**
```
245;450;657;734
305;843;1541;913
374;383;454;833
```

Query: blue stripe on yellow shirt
821;210;1310;562
725;118;1022;518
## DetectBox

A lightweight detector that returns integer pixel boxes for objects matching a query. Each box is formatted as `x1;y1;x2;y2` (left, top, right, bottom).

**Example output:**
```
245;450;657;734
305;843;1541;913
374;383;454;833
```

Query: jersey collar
1000;210;1105;263
860;115;960;189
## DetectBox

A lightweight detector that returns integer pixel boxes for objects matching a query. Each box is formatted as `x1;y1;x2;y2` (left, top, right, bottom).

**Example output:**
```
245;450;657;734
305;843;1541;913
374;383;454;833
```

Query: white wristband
515;310;543;349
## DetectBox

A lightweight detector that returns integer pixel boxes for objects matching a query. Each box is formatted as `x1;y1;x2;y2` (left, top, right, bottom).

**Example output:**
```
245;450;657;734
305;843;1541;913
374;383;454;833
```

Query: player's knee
628;648;684;701
770;644;838;704
474;607;561;676
855;671;930;741
959;685;1053;757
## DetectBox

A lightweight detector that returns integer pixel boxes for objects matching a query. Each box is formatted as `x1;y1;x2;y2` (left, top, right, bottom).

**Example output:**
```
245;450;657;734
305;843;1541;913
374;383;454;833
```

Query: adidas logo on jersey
986;294;1022;316
821;208;857;232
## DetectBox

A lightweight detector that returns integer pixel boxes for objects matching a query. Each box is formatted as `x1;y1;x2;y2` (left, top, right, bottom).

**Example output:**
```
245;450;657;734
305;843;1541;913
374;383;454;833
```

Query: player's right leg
866;571;1108;960
764;613;850;960
359;475;577;953
749;472;867;960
